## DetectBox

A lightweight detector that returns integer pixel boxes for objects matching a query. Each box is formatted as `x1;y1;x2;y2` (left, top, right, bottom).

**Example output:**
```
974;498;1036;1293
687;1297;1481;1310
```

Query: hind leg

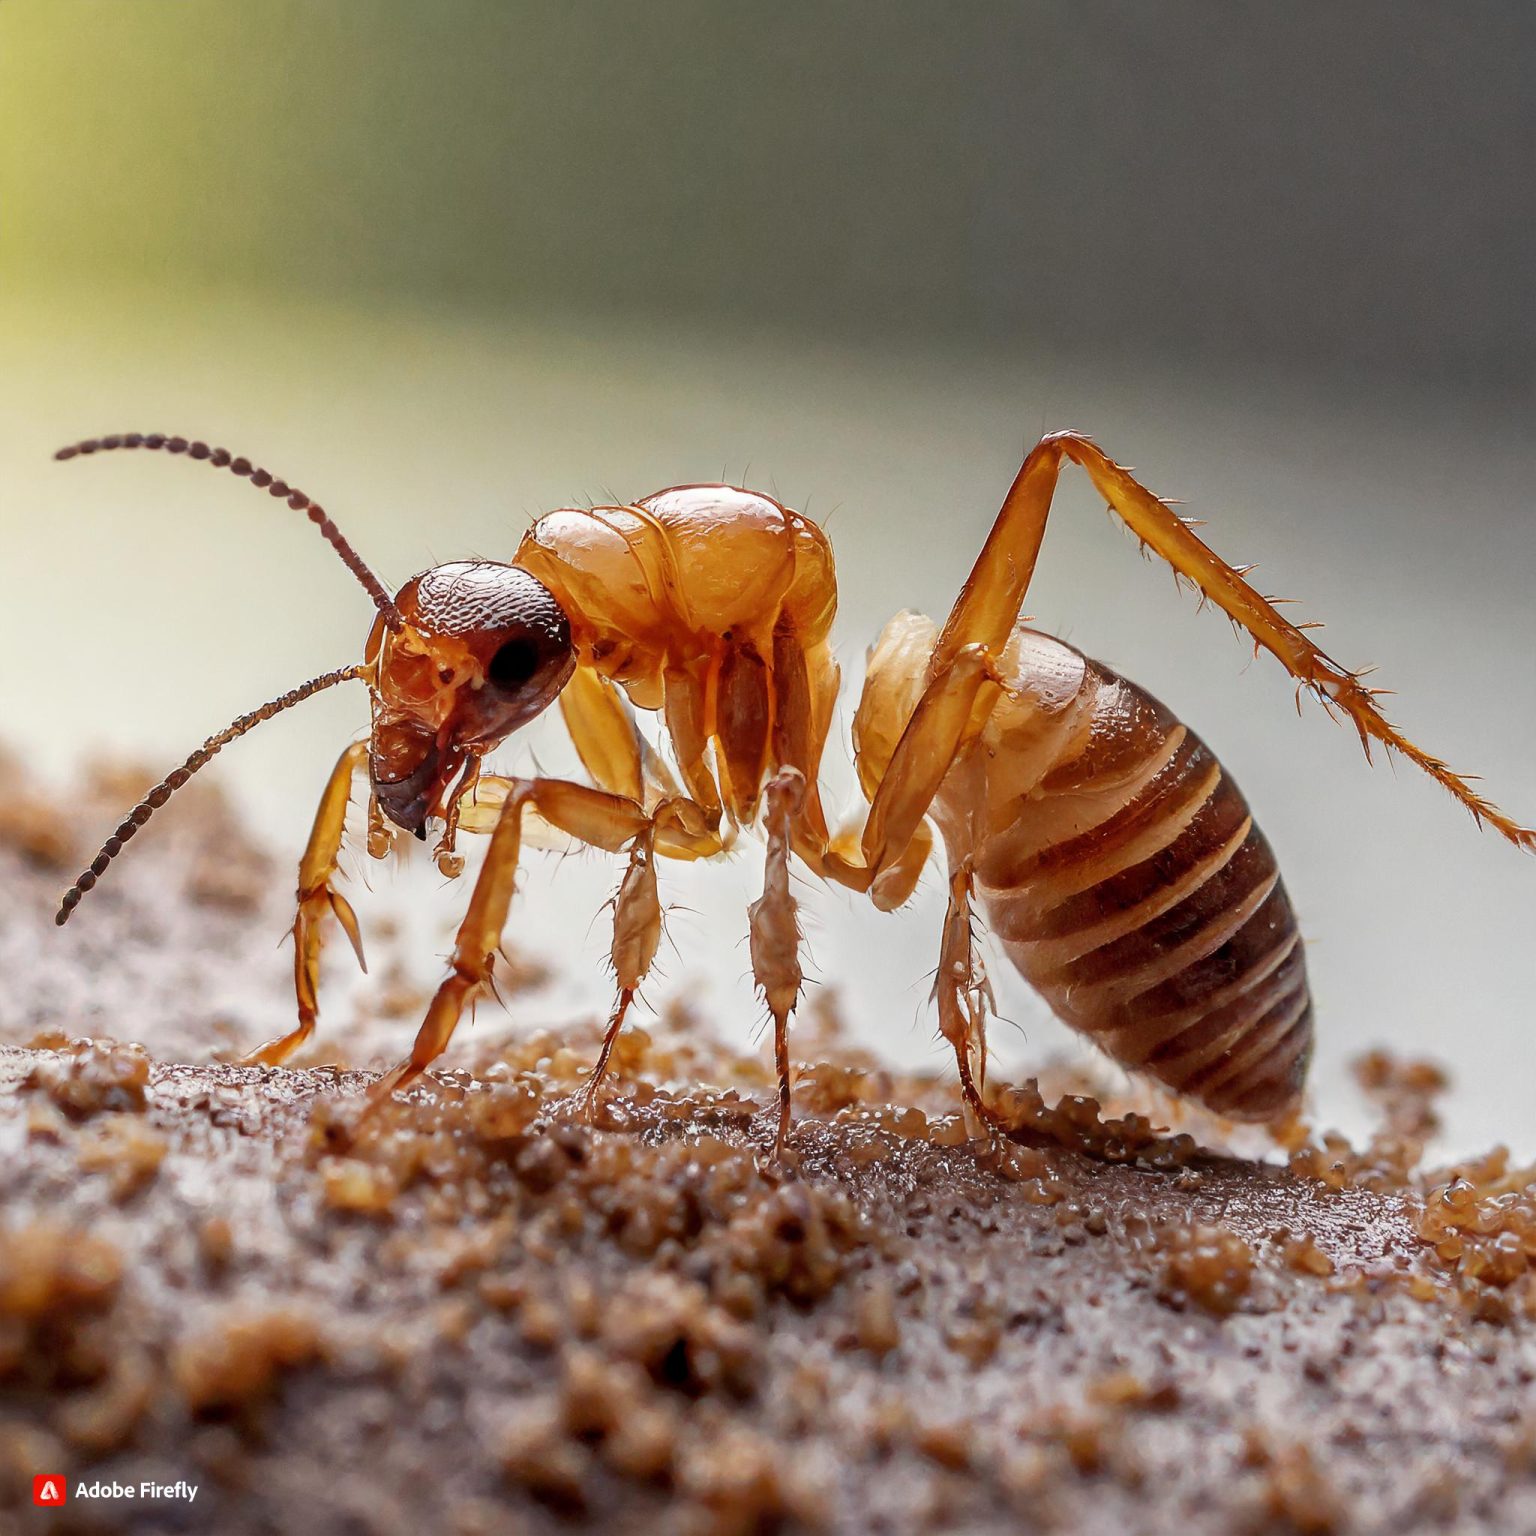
936;860;1006;1135
839;428;1531;910
933;431;1531;848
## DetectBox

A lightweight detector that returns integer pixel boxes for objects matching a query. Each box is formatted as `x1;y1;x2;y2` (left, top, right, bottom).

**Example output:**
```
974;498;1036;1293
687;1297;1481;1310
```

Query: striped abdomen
940;629;1311;1120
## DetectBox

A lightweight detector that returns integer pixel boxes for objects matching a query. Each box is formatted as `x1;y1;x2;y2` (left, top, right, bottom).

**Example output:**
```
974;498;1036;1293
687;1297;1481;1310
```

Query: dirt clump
5;768;1536;1534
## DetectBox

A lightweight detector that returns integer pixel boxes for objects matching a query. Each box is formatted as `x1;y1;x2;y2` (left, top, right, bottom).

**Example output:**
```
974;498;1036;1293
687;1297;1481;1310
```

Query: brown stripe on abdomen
971;652;1311;1121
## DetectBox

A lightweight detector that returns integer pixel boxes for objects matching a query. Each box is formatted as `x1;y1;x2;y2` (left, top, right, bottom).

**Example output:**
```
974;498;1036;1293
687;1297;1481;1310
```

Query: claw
328;889;368;973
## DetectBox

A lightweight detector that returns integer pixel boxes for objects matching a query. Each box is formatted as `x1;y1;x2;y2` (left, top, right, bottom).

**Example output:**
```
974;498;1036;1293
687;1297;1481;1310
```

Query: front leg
246;741;368;1067
366;778;538;1107
369;777;721;1110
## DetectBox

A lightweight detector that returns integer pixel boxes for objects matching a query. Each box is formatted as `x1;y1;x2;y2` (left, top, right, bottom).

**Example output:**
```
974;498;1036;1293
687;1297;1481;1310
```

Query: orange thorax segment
514;486;837;704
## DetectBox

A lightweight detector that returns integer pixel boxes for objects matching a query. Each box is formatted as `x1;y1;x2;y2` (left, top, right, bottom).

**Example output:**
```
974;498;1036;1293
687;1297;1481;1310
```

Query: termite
51;431;1533;1149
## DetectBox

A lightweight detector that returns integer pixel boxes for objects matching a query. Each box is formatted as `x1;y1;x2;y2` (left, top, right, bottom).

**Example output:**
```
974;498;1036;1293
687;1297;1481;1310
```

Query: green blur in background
4;1;1532;387
1;2;1532;1151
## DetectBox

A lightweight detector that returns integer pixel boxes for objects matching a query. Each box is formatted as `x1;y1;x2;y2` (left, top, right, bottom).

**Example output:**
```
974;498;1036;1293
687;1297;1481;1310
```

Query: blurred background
1;2;1531;1152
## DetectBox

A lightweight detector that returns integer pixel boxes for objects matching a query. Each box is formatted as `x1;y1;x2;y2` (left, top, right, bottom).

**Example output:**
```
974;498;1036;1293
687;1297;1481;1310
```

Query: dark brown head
51;431;407;924
368;562;576;835
51;434;580;925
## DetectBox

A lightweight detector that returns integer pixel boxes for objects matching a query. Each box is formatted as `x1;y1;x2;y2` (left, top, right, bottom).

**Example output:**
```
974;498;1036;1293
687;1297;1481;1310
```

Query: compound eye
395;560;578;742
473;609;575;738
472;576;577;734
487;635;542;690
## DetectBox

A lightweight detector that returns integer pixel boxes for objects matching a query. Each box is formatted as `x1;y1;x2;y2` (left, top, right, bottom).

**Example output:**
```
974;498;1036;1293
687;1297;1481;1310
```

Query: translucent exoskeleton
52;431;1534;1152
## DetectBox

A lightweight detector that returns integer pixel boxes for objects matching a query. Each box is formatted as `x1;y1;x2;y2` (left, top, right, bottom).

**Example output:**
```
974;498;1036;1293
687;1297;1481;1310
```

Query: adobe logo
33;1475;67;1506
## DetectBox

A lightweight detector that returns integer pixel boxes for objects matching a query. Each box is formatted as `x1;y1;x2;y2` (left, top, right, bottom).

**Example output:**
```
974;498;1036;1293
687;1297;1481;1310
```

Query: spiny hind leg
934;431;1532;848
837;641;994;907
246;741;368;1067
936;861;1005;1136
748;769;808;1156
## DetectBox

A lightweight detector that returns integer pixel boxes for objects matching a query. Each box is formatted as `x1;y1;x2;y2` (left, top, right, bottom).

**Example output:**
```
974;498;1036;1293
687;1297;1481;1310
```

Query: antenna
55;433;404;631
56;666;366;924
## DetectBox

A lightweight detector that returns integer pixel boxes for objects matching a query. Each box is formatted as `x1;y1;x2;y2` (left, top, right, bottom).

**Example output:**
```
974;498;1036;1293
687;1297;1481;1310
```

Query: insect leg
936;431;1532;849
367;778;535;1108
855;643;997;907
937;860;1004;1134
561;662;685;810
571;824;660;1121
716;640;775;825
796;612;968;905
560;665;646;805
523;772;718;1115
458;774;720;861
370;778;721;1108
772;625;840;858
663;661;726;826
246;741;368;1067
748;768;807;1155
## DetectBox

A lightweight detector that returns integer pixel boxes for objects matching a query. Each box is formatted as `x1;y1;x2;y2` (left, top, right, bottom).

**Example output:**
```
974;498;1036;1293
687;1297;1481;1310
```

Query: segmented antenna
55;433;403;632
56;666;366;925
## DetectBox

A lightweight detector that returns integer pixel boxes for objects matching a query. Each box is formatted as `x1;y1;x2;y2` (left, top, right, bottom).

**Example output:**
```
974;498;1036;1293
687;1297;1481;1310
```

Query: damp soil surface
3;759;1536;1536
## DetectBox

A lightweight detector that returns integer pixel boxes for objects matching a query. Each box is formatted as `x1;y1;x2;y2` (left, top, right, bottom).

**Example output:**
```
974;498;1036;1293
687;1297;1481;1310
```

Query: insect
52;431;1532;1148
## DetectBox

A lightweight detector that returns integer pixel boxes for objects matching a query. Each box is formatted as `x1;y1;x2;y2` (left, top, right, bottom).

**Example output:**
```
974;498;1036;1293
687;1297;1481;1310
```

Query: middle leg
570;821;662;1120
369;777;719;1109
748;768;807;1154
